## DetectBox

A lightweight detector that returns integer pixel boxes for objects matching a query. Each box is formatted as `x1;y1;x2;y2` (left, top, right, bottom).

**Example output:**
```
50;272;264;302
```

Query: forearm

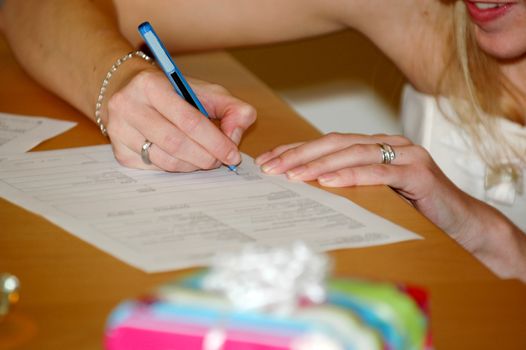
114;0;346;52
461;197;526;282
3;0;144;118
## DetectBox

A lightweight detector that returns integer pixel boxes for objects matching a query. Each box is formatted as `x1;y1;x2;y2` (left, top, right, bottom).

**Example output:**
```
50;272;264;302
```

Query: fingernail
318;173;337;184
261;158;281;174
286;166;306;179
226;149;240;165
255;152;270;165
230;128;242;145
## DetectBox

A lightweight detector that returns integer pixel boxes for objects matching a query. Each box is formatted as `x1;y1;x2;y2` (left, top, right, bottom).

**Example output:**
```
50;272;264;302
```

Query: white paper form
0;145;421;272
0;112;76;154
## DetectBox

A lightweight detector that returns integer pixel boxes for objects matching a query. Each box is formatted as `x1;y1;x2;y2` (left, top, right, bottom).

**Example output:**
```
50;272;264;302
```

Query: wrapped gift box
105;244;431;350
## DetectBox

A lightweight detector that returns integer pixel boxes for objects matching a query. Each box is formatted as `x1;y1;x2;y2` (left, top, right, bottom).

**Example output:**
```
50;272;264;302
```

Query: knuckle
282;146;301;160
136;70;166;100
338;168;358;185
272;144;291;154
134;69;158;88
207;83;230;95
180;111;203;134
326;132;344;142
204;157;219;170
350;143;369;157
411;145;431;160
370;164;390;178
390;135;412;145
201;159;222;170
163;157;183;172
271;144;292;157
309;158;329;172
107;90;127;114
162;133;184;153
238;104;257;123
113;149;133;168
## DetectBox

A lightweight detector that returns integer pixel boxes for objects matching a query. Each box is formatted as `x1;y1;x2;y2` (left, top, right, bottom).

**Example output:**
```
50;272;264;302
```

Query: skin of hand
104;67;256;172
4;0;525;278
2;0;255;173
255;133;526;281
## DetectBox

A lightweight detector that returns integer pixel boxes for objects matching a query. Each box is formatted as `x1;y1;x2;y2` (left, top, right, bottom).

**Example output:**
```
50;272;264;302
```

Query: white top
401;85;526;231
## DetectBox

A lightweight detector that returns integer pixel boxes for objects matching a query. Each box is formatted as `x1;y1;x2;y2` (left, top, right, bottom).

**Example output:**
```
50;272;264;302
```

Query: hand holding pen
138;22;247;173
100;24;255;172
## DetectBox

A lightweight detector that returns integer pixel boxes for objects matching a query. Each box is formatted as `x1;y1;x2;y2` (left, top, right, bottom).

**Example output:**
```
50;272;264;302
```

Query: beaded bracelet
95;50;154;136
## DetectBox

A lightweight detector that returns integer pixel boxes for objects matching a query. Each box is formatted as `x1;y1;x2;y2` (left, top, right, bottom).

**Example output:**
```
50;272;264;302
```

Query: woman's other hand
256;132;526;280
256;133;471;233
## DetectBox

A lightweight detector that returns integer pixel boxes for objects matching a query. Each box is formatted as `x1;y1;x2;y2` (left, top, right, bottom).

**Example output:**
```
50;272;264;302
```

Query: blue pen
138;21;239;174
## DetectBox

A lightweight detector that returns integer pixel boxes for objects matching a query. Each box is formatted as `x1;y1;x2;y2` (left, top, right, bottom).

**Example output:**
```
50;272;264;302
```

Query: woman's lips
465;1;515;24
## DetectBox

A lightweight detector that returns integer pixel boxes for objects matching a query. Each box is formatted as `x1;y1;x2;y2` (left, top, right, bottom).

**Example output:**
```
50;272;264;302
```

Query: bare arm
5;0;450;113
116;0;451;94
115;0;347;51
3;0;256;173
458;196;526;281
3;0;142;118
255;134;526;282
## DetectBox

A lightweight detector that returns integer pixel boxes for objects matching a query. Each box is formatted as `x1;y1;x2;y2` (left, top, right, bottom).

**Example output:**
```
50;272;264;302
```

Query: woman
2;0;525;280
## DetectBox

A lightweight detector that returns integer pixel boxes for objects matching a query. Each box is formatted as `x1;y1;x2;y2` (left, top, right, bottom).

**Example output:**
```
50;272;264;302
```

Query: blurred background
230;30;406;136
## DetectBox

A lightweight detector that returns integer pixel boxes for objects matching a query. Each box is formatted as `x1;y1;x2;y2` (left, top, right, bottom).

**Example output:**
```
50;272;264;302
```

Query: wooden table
0;36;525;350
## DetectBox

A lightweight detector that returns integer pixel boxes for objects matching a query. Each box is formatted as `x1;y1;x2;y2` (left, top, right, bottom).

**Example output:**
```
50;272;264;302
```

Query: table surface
0;36;524;350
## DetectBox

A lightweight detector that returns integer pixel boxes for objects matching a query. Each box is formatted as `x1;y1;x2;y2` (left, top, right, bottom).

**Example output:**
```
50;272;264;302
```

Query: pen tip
227;165;239;175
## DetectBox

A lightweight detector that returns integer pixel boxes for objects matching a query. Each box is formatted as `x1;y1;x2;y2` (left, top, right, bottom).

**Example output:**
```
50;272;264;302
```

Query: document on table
0;112;76;154
0;145;421;272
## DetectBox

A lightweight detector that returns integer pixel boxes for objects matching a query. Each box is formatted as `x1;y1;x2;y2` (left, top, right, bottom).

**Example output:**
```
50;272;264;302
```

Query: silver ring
141;140;153;165
378;143;396;164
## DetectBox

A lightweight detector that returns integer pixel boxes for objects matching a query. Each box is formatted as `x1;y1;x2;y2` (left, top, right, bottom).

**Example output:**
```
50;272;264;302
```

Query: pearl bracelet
95;50;154;136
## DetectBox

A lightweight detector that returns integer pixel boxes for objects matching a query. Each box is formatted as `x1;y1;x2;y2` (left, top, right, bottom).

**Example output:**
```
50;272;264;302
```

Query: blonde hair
440;1;525;169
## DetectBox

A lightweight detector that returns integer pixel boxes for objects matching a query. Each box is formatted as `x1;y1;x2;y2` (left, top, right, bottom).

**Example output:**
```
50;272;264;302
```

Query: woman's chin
475;29;526;61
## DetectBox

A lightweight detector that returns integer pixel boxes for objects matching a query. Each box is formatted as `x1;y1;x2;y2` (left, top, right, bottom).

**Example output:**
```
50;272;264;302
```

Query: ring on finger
377;143;396;164
141;140;153;165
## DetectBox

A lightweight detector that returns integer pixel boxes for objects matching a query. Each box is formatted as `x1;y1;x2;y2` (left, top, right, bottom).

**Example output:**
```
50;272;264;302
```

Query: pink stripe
105;316;295;350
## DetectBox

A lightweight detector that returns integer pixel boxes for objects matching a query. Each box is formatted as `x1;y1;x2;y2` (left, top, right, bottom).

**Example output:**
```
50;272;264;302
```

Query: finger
285;139;422;180
260;133;358;175
258;132;411;175
285;143;393;181
219;103;257;146
131;107;221;170
202;91;257;145
111;139;161;171
116;142;199;172
255;142;305;165
110;119;204;172
146;142;202;172
317;164;410;188
146;76;241;166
